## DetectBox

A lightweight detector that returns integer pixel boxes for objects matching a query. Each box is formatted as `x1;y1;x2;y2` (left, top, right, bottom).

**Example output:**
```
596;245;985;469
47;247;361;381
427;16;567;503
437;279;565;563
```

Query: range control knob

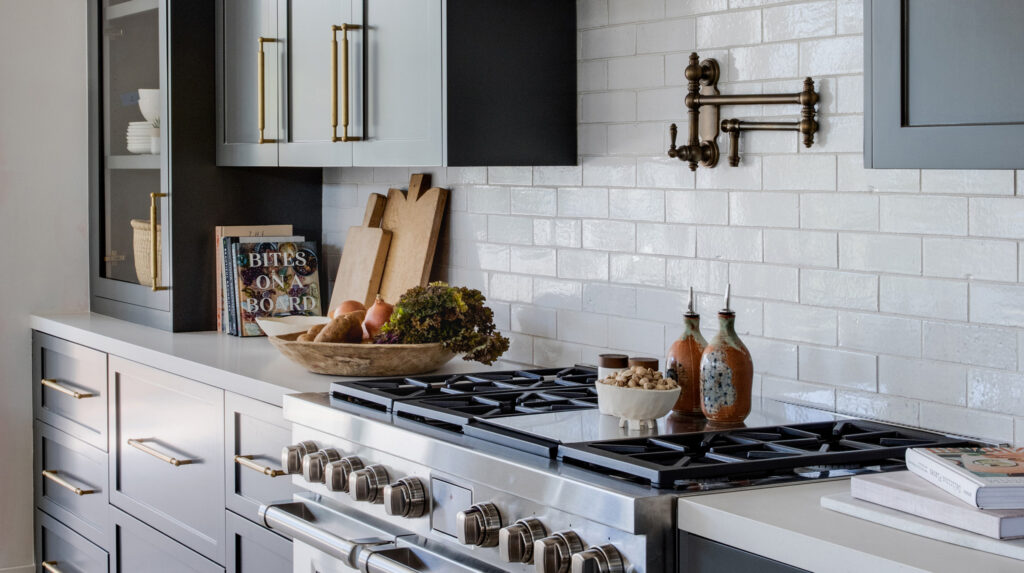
383;477;427;518
499;518;547;563
349;464;389;503
301;448;341;483
534;531;584;573
324;456;364;492
456;502;502;547
281;441;318;475
570;545;625;573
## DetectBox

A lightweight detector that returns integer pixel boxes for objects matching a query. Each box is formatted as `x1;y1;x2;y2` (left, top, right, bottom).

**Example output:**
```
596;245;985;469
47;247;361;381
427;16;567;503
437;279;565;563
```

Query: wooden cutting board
328;194;391;311
378;173;449;304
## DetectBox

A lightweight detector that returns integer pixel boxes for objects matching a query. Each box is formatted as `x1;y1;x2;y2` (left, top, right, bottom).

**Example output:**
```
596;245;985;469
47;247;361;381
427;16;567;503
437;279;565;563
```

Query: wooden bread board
328;194;391;311
377;174;449;304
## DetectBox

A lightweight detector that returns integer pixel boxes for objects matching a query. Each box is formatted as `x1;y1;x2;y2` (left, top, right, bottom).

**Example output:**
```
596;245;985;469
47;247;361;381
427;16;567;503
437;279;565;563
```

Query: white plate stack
127;122;158;154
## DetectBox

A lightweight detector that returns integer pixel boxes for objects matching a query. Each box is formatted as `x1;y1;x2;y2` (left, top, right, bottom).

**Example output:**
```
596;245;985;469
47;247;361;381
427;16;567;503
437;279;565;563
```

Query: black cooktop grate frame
557;420;969;487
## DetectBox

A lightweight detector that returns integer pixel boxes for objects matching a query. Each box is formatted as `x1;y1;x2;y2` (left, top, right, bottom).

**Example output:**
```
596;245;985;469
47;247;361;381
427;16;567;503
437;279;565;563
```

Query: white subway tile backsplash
608;124;667;156
839;233;921;274
609;0;664;24
880;196;968;236
582;219;636;252
879;356;965;406
450;213;489;242
838;311;921;358
745;336;799;378
764;230;837;268
730;192;800;227
762;155;836;191
836;391;919;426
799;36;863;76
473;243;510;271
922;322;1017;370
696;294;763;336
610;188;665;221
972;284;1024;328
610;254;666;286
555;219;583;247
762;377;836;410
920;403;1014;444
921;170;1015;196
697;226;763;262
968;369;1024;416
666;190;728;224
764;302;837;345
557;309;609;346
666;258;729;293
488;216;534;245
446;167;488;185
637;223;697;256
836;0;863;34
667;0;728;17
637;18;696;54
511;304;556;338
801;194;878;231
729;43;799;81
579;60;609;91
504;332;534;364
558;188;609;218
578;0;609;28
801;269;878;311
970;198;1024;239
558;249;609;280
511;187;557;216
837;155;920;193
637;156;697;189
637;87;687;122
697;11;761;48
579;124;609;154
763;1;835;42
533;338;583;367
510;246;557;276
608;316;666;354
880;276;967;321
581;91;637;123
583;157;637;187
583;282;637;316
582;25;636;59
799;345;876;391
837;76;864;114
608;55;665;89
533;278;583;311
636;287;687;324
730;263;799;301
490;273;532;303
696;155;762;190
533;166;583;187
923;238;1017;282
467;186;511;214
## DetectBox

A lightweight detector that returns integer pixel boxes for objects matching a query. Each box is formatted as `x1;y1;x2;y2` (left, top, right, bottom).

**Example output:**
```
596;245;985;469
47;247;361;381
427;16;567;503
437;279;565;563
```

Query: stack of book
215;225;323;337
851;447;1024;540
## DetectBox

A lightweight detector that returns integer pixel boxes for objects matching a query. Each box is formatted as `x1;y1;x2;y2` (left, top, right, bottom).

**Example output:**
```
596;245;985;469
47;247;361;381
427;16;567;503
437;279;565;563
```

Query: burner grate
557;420;969;487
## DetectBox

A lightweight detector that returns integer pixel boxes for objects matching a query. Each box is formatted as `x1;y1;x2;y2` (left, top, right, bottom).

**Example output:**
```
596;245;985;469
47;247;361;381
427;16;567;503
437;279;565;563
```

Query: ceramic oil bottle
666;288;706;416
699;285;753;423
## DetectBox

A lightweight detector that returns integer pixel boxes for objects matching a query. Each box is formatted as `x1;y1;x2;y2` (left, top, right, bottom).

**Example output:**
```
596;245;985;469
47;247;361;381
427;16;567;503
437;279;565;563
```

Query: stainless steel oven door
260;492;504;573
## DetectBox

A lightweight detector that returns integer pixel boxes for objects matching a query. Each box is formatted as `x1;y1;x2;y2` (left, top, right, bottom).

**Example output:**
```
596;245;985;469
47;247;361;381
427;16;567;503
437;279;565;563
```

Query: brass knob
324;456;364;492
350;464;389;503
534;531;584;573
301;448;341;483
499;518;546;563
383;477;427;518
570;545;625;573
456;502;502;547
281;440;317;475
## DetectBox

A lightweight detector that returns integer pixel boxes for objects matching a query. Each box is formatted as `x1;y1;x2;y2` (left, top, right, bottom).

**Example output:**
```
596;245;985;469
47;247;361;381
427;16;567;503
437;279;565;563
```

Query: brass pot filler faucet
668;52;820;170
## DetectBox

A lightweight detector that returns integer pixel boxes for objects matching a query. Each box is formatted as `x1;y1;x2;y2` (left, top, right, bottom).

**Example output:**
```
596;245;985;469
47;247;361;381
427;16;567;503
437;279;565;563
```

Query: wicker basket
130;219;161;287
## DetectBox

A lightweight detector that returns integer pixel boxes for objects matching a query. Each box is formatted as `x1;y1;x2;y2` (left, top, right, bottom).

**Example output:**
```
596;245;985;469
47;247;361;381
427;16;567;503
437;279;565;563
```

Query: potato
314;310;365;343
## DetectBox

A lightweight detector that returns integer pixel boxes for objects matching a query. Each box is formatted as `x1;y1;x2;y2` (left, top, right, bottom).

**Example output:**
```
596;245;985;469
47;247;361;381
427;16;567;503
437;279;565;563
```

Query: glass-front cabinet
88;0;322;331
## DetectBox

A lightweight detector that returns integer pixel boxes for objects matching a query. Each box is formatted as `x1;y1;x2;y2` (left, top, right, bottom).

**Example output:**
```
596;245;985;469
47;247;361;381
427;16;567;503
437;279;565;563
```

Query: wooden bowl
267;332;456;376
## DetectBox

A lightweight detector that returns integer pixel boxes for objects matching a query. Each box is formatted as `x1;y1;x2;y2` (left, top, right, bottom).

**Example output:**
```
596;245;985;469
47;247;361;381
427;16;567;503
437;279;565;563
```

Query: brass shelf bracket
668;53;819;169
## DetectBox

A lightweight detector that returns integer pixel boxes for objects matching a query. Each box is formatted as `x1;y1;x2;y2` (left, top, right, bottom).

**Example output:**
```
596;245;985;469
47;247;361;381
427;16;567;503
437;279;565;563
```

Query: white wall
0;1;89;570
325;0;1024;446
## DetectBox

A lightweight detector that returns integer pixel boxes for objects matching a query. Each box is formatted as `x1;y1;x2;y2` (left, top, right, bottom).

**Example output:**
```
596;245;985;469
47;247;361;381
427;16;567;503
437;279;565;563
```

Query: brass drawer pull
41;562;63;573
41;470;97;496
258;36;277;144
40;378;94;399
331;23;361;142
127;438;194;467
235;454;286;478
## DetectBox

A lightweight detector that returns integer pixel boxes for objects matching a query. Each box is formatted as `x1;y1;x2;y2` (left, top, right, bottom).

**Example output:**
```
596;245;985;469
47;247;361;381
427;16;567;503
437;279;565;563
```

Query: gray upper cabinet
218;0;575;168
865;0;1024;168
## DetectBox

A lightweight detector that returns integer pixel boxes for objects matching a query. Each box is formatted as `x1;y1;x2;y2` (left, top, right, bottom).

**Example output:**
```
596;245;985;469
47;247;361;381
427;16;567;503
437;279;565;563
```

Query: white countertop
677;479;1024;573
31;313;500;406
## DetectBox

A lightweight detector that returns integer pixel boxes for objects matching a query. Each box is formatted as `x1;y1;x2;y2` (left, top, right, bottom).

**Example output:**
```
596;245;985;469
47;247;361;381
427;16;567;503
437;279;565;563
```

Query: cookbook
231;240;322;337
906;447;1024;510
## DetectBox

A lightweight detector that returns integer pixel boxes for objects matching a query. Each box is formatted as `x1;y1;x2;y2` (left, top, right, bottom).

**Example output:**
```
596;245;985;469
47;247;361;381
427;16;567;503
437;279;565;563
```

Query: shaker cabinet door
866;0;1024;167
351;0;443;167
225;511;291;573
36;510;109;573
35;422;110;548
217;0;279;166
108;357;226;565
33;332;108;451
111;507;224;573
279;0;356;167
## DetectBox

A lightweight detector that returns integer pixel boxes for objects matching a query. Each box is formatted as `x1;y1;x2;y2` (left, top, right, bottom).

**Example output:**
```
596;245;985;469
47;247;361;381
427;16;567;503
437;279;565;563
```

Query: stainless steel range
260;367;972;573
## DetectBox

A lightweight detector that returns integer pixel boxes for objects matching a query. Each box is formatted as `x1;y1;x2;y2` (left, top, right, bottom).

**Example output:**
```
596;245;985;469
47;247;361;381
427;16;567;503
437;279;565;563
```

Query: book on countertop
851;471;1024;539
214;225;292;333
906;447;1024;510
231;239;322;337
223;235;304;335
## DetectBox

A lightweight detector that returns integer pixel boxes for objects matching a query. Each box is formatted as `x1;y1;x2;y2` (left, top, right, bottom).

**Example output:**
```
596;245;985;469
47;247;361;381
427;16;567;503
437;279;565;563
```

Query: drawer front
36;510;109;573
108;357;226;565
226;510;291;573
35;421;109;547
33;332;108;450
225;393;299;522
111;507;224;573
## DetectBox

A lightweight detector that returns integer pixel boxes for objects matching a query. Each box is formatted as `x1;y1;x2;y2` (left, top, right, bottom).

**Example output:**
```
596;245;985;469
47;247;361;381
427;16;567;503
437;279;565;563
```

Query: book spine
906;449;982;508
227;239;239;336
851;478;1001;539
215;228;223;333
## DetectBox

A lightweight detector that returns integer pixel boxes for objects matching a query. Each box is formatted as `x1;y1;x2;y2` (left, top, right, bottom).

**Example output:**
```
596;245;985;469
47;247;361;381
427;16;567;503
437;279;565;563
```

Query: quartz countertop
677;479;1024;572
31;313;504;406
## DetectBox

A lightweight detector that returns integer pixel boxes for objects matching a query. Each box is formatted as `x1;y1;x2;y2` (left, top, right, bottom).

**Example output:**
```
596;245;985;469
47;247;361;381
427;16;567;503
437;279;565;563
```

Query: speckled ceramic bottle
699;286;753;423
666;288;706;415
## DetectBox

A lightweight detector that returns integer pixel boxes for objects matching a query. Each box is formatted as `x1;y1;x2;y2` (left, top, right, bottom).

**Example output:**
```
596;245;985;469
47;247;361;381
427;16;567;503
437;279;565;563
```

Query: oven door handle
258;501;391;568
358;547;423;573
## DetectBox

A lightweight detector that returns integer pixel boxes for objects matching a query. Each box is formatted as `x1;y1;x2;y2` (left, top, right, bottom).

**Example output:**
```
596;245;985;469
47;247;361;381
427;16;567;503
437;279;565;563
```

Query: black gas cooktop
329;366;976;489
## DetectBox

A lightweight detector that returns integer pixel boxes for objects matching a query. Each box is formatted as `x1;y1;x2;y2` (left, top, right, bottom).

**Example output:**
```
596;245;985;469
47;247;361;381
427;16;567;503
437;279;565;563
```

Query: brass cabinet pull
40;378;94;399
41;562;63;573
331;24;361;142
148;192;168;292
41;470;97;496
235;454;286;478
127;438;194;467
258;37;277;144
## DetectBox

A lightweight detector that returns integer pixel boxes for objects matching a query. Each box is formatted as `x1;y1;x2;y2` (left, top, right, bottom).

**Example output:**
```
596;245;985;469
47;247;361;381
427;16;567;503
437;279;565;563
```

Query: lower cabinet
36;510;109;573
226;511;292;573
35;421;109;548
678;532;809;573
111;507;224;573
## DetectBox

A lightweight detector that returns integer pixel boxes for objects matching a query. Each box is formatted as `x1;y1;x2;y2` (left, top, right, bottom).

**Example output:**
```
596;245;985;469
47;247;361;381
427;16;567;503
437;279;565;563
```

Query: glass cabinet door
98;0;169;302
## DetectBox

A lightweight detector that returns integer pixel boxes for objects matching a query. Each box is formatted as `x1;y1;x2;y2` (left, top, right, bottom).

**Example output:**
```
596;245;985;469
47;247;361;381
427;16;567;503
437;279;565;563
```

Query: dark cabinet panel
111;507;224;573
678;532;809;573
33;332;108;451
225;511;291;573
865;0;1024;167
35;422;110;549
36;510;109;573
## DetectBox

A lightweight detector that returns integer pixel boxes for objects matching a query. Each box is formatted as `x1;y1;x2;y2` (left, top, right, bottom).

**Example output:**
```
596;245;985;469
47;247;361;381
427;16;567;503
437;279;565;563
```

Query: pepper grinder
699;285;753;423
666;287;707;416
